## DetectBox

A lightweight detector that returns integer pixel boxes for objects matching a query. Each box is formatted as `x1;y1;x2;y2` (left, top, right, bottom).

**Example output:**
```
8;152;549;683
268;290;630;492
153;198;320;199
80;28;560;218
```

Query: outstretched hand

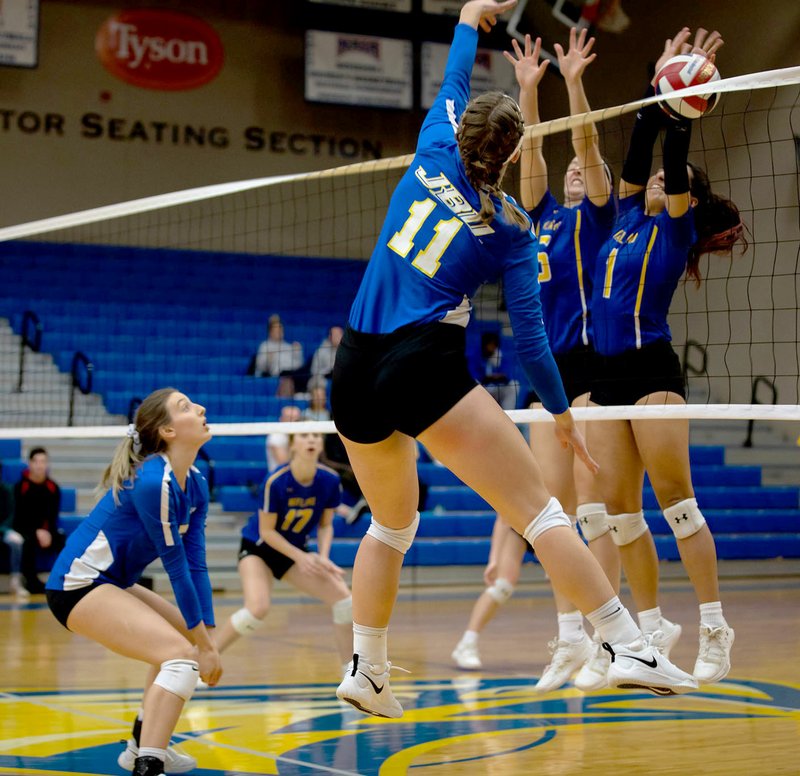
503;34;549;93
553;412;600;475
459;0;518;33
554;26;597;84
653;27;724;82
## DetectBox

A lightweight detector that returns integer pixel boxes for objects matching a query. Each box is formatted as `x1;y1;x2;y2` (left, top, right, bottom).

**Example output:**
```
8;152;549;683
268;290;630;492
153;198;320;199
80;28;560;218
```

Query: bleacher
1;239;798;574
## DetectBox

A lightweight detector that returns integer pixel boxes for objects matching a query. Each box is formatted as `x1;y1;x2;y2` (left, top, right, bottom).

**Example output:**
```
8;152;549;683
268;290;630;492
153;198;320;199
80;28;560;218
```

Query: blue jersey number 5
388;199;463;278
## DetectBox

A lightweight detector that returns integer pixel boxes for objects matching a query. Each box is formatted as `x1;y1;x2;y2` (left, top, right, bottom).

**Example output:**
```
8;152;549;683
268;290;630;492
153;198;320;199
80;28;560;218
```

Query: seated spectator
254;315;305;397
14;447;63;595
310;326;344;382
0;463;26;599
303;378;331;423
266;405;302;473
467;330;520;411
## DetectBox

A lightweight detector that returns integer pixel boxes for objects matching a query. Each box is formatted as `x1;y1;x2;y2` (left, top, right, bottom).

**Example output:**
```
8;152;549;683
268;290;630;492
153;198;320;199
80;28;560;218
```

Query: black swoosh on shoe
359;672;384;694
625;654;658;668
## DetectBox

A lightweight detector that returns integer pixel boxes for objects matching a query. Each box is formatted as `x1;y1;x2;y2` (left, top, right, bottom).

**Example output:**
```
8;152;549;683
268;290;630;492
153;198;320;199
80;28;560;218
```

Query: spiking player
214;432;353;670
45;388;220;776
331;0;699;720
589;27;745;685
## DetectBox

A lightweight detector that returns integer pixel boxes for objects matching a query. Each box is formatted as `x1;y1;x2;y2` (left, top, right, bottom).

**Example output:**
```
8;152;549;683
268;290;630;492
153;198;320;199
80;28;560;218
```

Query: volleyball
655;54;721;120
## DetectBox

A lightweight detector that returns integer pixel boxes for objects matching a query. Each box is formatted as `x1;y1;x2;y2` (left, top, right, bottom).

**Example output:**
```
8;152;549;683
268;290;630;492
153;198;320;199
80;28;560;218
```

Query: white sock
138;747;166;763
587;597;641;646
699;601;727;629
638;606;663;634
460;630;479;647
353;622;388;667
557;611;584;642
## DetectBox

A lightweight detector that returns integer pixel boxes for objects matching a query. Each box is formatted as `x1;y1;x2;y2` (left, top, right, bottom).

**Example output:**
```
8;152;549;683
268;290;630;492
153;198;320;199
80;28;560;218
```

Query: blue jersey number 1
388;198;463;278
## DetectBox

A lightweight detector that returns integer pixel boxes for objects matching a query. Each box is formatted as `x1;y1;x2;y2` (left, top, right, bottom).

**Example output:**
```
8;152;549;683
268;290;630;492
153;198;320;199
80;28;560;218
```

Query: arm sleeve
621;85;665;188
182;480;215;627
416;24;478;151
131;476;205;630
502;240;569;414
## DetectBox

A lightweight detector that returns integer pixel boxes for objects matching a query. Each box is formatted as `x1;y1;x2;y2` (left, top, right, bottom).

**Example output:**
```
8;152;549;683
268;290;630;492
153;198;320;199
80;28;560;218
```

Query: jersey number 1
388;199;463;278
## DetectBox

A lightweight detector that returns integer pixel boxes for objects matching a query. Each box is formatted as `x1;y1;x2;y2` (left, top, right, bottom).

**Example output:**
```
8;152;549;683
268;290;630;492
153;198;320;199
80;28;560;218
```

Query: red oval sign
95;10;224;91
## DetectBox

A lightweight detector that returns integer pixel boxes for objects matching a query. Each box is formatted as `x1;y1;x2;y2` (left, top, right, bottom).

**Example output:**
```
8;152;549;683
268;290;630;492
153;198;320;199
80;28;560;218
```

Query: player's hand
36;528;52;548
298;552;327;576
460;0;517;33
197;645;222;687
4;529;23;546
553;410;599;475
503;34;549;92
554;26;597;84
690;27;723;61
653;27;692;81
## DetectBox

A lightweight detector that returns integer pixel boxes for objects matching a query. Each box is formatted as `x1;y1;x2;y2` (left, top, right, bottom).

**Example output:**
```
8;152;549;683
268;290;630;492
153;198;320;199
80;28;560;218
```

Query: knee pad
664;497;706;539
576;502;610;542
522;497;572;548
231;607;265;636
366;512;420;555
486;577;514;605
332;596;352;625
606;511;649;546
153;659;199;701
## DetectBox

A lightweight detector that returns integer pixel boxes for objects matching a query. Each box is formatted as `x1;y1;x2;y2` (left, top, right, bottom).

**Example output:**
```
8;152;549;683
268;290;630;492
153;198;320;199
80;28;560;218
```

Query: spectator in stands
0;463;27;599
14;447;62;595
467;330;520;410
310;326;344;382
255;314;305;397
266;405;302;473
304;378;331;423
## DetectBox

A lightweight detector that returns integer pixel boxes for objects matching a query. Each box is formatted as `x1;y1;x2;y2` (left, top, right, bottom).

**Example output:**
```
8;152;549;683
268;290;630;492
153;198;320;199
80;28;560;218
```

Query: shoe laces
698;625;728;660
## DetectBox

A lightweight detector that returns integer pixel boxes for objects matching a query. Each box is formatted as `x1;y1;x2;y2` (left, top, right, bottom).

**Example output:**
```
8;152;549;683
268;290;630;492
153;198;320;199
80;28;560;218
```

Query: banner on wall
421;41;518;109
0;0;39;68
95;9;224;91
421;0;462;16
305;30;412;109
308;0;412;10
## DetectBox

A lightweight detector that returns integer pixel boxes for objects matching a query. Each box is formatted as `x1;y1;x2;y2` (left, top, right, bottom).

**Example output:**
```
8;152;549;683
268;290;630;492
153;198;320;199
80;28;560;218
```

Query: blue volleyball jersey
591;192;697;356
528;189;615;354
46;455;214;630
347;23;568;415
241;464;341;551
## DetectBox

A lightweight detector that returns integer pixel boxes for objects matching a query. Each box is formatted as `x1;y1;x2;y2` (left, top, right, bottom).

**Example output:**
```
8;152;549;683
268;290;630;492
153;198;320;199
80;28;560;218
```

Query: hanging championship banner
308;0;412;10
0;0;39;68
421;0;462;16
306;30;412;109
421;41;518;109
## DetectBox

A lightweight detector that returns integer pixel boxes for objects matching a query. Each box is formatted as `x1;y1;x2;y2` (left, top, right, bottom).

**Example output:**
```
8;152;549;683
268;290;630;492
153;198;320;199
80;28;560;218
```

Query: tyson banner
95;9;224;91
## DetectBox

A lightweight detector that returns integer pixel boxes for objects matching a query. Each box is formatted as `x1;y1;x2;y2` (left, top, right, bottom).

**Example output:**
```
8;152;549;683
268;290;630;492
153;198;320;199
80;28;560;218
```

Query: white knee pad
332;596;352;625
522;497;572;548
606;511;649;546
153;659;199;701
231;607;265;636
366;512;420;555
576;502;610;542
486;577;514;604
664;497;706;539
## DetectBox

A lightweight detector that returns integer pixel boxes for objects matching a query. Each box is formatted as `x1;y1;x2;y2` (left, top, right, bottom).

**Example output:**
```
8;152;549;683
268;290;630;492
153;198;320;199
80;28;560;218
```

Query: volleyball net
0;66;799;440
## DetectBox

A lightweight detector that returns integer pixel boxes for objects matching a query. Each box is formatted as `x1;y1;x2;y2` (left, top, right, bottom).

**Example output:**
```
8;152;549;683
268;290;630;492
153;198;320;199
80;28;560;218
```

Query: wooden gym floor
0;571;798;775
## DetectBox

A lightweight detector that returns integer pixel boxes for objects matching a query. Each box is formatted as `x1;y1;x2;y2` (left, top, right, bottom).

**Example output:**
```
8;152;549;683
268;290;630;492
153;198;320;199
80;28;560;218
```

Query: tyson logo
95;9;224;91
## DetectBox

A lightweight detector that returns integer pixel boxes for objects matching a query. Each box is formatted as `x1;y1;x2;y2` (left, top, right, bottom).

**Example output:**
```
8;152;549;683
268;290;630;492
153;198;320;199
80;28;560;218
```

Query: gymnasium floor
1;573;799;775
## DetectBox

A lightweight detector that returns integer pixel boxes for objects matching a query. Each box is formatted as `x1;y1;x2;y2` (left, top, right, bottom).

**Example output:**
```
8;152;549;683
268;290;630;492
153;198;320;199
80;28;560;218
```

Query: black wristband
663;119;692;195
621;85;664;187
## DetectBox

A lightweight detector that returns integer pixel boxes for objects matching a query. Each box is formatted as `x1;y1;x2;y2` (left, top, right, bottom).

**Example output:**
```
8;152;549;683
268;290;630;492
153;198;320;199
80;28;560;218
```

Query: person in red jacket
14;447;62;594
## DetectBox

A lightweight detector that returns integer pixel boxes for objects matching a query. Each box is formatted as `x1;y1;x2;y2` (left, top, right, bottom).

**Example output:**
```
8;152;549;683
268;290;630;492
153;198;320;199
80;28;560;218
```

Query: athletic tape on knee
231;607;264;636
332;596;352;625
522;497;572;547
576;502;610;542
366;512;420;555
486;577;514;605
153;659;199;701
606;511;649;546
664;497;706;539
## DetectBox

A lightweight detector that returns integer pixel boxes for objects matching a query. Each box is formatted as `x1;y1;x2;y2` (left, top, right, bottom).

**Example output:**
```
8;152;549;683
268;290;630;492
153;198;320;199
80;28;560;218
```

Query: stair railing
16;310;43;392
68;351;94;426
743;376;778;448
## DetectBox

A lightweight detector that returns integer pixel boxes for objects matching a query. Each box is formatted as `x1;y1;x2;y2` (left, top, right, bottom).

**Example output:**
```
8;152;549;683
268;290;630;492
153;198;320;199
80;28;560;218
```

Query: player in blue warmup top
588;27;746;686
45;388;220;776
331;0;699;720
214;432;353;671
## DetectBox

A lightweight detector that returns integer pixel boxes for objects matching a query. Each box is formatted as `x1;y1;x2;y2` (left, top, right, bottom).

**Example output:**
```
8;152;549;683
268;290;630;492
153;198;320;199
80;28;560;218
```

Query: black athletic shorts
590;339;686;406
239;537;299;580
46;583;102;630
331;322;478;444
525;345;597;407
